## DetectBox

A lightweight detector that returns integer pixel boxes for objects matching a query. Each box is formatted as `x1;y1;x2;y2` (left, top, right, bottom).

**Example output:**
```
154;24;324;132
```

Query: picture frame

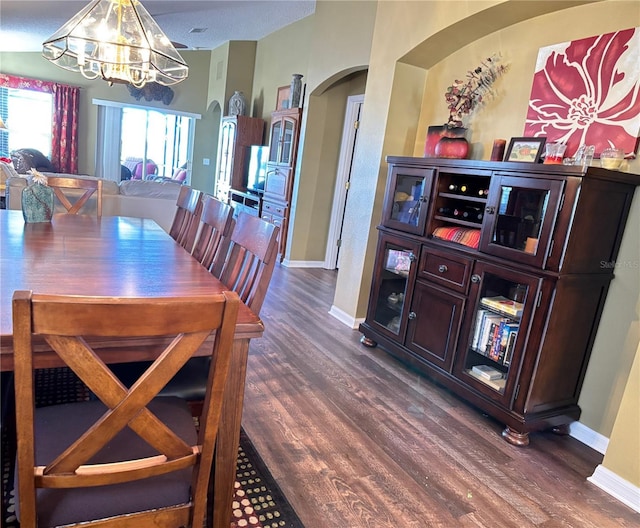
505;137;546;163
276;85;291;110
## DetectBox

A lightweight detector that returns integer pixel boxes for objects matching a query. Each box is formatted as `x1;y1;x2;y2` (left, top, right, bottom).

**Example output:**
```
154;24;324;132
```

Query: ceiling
0;0;316;52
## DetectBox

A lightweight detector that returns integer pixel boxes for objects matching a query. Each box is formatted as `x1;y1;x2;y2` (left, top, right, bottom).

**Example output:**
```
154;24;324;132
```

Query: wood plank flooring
241;266;639;528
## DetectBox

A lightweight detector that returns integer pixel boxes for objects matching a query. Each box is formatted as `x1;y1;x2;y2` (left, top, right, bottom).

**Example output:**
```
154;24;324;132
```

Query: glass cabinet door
280;118;295;164
479;175;563;268
381;166;435;235
453;262;540;404
269;119;282;163
368;234;419;340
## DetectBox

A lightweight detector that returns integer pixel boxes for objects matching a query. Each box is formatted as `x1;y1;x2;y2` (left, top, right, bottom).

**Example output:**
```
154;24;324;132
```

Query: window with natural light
0;87;53;157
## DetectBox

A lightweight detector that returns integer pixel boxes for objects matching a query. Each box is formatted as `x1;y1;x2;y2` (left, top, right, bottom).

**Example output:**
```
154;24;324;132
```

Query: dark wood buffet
359;157;640;445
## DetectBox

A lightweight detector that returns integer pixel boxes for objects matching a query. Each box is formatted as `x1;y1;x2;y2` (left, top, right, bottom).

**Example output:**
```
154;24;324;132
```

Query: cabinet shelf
433;215;482;228
439;192;487;203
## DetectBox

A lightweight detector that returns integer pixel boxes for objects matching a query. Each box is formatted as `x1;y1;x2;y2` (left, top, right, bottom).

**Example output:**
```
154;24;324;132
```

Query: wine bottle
477;187;489;197
437;206;452;216
458;184;469;194
448;184;459;192
464;206;484;221
453;208;464;217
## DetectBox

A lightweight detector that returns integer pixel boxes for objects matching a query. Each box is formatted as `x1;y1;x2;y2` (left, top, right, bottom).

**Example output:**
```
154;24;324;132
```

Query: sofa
5;174;181;232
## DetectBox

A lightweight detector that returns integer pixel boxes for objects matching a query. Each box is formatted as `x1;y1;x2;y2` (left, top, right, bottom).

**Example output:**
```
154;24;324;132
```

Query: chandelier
42;0;188;88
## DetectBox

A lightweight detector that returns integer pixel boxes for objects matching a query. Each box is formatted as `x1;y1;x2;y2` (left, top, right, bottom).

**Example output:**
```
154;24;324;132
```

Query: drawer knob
485;206;496;215
408;311;417;320
438;264;448;273
471;274;481;284
409;253;416;262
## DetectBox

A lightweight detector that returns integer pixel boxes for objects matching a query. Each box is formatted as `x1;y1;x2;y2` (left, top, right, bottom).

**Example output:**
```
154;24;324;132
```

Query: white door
324;94;364;269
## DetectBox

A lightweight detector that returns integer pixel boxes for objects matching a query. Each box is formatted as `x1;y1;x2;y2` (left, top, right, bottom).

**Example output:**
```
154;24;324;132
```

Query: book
471;364;503;380
467;369;506;392
480;296;524;317
503;328;518;366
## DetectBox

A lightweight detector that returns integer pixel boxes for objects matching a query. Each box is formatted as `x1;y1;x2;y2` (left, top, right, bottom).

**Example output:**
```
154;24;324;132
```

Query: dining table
0;209;264;527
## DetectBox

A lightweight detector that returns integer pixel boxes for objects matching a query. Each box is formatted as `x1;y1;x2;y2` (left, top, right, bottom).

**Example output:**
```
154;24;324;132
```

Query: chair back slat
46;176;103;216
12;290;239;527
192;194;234;269
212;212;279;315
169;186;203;252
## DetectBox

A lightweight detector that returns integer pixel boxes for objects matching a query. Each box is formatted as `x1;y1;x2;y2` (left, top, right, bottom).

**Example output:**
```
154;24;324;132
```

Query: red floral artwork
524;28;640;158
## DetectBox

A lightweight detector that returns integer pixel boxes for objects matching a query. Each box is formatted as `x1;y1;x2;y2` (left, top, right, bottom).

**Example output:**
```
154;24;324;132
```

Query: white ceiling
0;0;316;52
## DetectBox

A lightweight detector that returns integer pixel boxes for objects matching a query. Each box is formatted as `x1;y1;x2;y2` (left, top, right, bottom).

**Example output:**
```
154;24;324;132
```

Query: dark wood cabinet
262;108;302;260
214;115;264;203
360;157;640;445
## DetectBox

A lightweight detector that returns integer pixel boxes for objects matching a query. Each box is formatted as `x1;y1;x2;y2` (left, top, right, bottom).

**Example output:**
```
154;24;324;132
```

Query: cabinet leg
551;423;570;436
360;335;377;348
501;426;530;446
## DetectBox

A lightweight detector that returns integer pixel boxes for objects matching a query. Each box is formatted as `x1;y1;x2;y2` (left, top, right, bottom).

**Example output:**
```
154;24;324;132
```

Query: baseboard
328;305;364;329
588;465;640;513
280;259;325;268
569;421;609;454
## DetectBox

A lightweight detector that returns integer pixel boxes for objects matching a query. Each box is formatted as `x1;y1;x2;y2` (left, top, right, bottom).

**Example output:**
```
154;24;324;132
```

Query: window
0;87;53;157
121;107;192;178
94;99;199;183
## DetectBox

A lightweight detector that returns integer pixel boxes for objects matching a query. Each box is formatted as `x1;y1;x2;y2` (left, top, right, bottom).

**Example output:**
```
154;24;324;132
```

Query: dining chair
211;212;280;316
12;289;239;528
46;176;103;216
111;213;280;417
169;185;203;253
191;194;234;270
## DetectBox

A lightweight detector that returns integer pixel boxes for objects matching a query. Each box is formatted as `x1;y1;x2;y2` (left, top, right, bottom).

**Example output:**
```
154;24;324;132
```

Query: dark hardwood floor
241;266;639;528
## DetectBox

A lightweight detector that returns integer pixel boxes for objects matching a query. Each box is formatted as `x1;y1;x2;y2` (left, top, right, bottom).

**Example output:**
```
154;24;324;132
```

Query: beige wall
603;343;640;486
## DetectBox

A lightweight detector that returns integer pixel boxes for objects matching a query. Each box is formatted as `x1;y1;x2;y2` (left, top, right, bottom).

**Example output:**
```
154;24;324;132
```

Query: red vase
435;135;469;159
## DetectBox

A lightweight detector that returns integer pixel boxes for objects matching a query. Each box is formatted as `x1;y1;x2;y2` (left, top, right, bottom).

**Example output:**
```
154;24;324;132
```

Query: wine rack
431;171;491;231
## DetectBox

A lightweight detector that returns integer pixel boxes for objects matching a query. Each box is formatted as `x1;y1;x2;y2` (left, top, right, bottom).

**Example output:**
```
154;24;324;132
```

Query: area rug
1;368;303;528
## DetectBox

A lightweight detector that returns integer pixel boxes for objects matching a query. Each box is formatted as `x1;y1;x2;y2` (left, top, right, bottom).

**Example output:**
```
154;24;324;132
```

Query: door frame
324;94;364;269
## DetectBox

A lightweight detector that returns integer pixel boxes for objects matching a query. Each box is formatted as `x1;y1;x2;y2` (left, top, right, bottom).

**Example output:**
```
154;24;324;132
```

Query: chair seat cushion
110;357;210;402
16;397;196;527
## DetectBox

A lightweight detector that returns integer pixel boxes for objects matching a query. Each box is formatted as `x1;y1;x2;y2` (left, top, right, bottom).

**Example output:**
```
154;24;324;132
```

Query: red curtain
0;74;79;173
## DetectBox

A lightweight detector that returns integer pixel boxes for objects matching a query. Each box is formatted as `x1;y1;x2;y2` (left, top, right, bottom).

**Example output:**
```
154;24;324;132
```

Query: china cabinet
261;107;302;260
214;115;264;203
360;157;640;445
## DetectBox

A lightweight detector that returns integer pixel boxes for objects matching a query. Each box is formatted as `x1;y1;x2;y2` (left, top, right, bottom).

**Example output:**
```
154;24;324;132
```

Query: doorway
324;94;364;269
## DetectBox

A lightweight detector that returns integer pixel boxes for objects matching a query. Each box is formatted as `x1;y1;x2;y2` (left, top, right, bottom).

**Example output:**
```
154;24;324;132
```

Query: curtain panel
0;74;79;173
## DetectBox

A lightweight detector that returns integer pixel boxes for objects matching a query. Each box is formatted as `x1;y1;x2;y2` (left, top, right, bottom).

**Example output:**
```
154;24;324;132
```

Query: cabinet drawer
419;247;473;294
262;201;286;217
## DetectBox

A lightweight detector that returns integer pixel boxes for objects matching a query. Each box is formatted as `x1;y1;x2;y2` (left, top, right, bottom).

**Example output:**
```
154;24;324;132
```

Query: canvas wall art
524;27;640;158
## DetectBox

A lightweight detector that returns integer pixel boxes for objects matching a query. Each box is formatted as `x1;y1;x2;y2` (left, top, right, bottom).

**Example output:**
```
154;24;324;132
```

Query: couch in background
6;175;181;232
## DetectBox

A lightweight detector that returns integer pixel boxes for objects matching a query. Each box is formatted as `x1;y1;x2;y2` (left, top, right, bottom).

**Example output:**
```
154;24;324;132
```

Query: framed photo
505;137;546;163
276;85;290;110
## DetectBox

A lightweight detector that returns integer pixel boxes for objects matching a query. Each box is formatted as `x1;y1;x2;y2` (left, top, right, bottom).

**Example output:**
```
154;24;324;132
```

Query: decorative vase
434;126;469;159
228;91;247;116
289;74;303;108
22;183;54;223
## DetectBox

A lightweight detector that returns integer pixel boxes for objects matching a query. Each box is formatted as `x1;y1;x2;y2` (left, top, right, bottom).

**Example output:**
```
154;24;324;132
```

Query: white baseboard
280;259;325;268
328;305;364;329
588;465;640;513
570;421;609;454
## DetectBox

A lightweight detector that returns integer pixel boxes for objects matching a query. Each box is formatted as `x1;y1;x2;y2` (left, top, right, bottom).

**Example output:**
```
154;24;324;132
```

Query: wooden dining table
0;209;264;527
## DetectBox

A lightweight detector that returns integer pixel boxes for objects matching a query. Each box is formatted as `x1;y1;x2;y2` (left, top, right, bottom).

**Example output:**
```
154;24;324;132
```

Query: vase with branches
445;54;509;128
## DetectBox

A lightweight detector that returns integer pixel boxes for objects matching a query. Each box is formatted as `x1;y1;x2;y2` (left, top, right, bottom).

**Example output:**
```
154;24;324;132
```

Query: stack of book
467;365;506;391
480;295;524;317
